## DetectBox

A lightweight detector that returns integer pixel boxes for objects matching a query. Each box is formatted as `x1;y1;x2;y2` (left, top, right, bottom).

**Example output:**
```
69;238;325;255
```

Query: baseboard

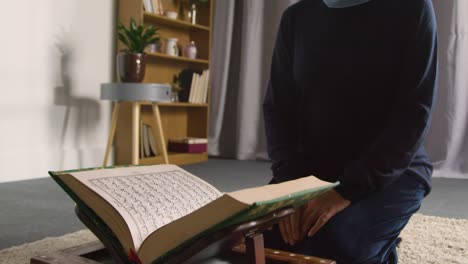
0;147;112;183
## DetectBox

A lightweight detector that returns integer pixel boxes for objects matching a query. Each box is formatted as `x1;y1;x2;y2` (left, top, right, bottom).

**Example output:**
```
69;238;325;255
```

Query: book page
70;165;222;251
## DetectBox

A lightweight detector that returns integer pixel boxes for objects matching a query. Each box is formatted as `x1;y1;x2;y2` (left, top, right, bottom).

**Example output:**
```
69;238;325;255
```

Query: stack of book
168;137;207;153
140;121;159;158
143;0;164;15
188;70;210;104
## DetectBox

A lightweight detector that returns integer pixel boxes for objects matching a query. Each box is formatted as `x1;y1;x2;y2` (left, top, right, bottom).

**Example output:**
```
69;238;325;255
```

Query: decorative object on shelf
192;0;208;24
174;0;209;24
171;74;182;102
165;38;179;56
184;41;198;59
189;4;197;24
168;137;208;153
165;11;178;19
117;18;160;82
147;42;161;53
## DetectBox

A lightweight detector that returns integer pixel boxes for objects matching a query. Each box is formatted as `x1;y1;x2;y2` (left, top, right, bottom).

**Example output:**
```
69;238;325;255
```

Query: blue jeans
263;172;426;264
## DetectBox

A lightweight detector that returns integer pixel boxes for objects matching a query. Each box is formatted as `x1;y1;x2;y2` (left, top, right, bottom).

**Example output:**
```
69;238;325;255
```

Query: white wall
0;0;115;183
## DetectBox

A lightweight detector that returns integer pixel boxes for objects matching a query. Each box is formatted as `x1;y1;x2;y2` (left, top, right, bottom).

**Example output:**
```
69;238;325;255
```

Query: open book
50;165;337;264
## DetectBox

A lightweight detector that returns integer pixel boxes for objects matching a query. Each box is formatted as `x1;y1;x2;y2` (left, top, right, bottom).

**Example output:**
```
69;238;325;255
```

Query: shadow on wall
52;30;101;169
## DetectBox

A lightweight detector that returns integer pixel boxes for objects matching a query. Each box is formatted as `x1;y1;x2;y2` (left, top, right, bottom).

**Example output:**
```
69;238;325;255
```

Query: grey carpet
1;158;467;250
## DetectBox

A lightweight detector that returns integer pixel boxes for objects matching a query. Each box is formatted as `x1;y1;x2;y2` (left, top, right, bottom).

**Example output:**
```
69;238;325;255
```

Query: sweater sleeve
263;8;305;183
335;0;438;201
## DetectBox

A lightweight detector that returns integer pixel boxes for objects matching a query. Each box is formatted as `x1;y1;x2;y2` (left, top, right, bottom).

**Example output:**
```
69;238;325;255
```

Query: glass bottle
190;4;197;24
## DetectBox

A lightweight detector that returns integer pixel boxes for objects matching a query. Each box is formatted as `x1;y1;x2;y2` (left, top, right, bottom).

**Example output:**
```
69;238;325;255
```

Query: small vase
116;53;146;83
165;38;179;57
184;41;197;59
147;42;160;53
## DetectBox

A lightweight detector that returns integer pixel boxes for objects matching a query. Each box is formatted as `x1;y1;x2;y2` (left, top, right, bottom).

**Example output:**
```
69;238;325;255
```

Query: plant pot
117;53;146;82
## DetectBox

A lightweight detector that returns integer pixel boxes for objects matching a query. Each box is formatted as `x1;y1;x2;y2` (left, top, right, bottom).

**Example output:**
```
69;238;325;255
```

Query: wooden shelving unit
147;52;210;65
114;0;213;165
143;12;211;31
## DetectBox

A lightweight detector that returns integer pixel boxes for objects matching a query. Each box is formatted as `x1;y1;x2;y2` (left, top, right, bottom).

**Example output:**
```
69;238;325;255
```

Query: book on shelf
143;0;154;13
49;165;337;264
178;69;202;102
147;125;159;156
198;70;206;103
142;123;151;158
152;0;163;15
188;69;210;104
189;73;199;103
140;123;159;158
202;70;210;103
140;120;145;159
158;0;164;14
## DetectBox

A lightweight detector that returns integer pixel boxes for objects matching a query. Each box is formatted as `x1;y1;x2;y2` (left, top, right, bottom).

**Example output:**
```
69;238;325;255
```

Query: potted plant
117;18;160;82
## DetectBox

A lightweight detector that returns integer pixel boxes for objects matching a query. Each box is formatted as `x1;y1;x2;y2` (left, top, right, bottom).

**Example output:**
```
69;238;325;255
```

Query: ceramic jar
165;38;179;57
184;41;198;59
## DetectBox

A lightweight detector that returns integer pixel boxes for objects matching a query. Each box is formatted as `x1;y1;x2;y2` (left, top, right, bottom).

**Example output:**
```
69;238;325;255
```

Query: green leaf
117;18;160;53
130;18;137;31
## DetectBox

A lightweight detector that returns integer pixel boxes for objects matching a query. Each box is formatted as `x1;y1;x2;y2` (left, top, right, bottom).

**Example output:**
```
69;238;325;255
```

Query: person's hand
278;206;303;246
301;189;351;238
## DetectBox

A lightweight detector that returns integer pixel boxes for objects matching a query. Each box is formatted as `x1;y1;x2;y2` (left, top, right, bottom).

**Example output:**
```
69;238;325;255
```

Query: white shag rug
1;214;467;264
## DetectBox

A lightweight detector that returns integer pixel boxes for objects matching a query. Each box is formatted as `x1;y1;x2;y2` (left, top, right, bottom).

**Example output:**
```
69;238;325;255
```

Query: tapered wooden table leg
152;103;169;164
102;103;120;167
132;102;141;165
245;233;266;264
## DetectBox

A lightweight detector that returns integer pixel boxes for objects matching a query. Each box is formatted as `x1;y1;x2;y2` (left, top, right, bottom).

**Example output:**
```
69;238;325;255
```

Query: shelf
140;152;208;165
115;0;212;166
147;52;209;66
159;102;208;107
139;102;208;107
143;12;210;32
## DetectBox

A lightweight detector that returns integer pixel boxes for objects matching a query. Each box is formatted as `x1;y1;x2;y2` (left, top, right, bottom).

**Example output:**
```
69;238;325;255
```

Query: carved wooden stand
30;206;335;264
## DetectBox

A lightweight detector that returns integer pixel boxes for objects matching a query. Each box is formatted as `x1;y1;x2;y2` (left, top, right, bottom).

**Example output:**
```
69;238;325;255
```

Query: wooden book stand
31;206;335;264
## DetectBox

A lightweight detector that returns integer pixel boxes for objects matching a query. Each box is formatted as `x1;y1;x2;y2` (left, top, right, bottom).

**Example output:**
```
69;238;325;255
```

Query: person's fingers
302;200;316;220
301;208;320;238
278;220;288;244
291;208;301;242
307;210;333;237
283;215;294;245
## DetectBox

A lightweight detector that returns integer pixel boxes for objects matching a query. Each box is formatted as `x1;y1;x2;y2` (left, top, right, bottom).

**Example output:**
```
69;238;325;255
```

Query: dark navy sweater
263;0;438;201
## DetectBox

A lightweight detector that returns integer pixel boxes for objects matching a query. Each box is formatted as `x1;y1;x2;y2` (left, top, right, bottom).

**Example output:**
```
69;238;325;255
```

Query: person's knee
296;217;365;262
297;207;388;263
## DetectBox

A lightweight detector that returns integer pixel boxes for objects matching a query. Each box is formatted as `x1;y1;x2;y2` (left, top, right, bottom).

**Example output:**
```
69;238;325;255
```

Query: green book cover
49;165;338;264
